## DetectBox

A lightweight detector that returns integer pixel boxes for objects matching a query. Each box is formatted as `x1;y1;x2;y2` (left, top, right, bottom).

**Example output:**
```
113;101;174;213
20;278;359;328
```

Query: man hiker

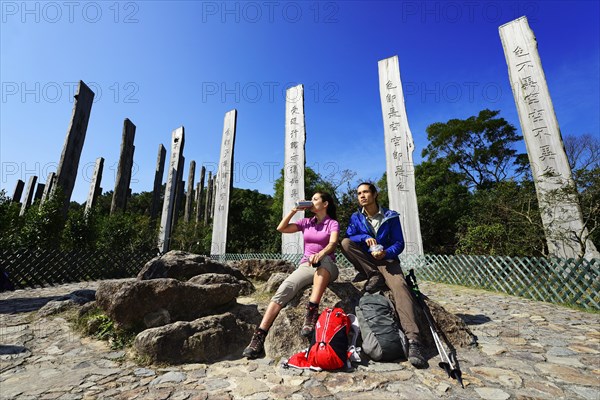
341;182;427;368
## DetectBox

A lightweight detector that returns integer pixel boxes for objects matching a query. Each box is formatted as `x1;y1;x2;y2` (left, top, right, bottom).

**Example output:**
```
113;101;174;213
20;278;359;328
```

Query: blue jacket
346;206;405;259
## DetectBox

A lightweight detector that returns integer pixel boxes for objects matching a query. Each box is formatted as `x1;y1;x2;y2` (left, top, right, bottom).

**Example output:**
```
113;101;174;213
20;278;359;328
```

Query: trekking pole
406;269;464;389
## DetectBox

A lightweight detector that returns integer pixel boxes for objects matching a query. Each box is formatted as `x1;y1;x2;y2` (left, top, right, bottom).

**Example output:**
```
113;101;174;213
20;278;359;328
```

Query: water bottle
295;200;313;209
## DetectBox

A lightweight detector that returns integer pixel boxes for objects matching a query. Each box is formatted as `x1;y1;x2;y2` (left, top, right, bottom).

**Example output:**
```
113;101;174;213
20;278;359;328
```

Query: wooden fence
0;248;156;290
2;249;598;312
219;253;600;312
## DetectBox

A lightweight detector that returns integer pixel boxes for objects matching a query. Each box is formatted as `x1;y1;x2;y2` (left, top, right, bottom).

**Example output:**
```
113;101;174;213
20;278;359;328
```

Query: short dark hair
357;182;378;194
356;182;379;206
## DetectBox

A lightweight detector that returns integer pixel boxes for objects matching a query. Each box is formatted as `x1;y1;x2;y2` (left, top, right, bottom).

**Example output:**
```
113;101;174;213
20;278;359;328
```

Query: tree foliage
423;109;527;190
415;159;470;254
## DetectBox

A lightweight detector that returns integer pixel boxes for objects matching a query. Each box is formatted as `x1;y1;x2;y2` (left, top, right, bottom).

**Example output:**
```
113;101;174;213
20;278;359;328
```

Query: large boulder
137;250;246;281
188;273;254;296
96;278;240;329
230;259;295;281
134;304;261;364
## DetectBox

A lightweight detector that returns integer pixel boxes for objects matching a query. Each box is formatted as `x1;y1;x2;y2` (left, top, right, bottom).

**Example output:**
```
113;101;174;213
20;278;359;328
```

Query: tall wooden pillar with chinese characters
157;127;185;254
282;84;306;255
378;56;424;255
211;110;237;256
500;17;599;259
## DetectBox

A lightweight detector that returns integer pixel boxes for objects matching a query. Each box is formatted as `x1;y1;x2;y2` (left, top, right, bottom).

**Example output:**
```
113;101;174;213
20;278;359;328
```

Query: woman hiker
242;192;340;359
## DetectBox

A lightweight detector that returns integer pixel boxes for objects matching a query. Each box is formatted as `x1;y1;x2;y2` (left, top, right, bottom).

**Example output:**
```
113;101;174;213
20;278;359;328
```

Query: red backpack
285;307;351;371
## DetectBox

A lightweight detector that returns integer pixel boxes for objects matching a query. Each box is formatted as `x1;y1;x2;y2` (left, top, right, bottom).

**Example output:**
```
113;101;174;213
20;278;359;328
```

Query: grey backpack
355;292;409;361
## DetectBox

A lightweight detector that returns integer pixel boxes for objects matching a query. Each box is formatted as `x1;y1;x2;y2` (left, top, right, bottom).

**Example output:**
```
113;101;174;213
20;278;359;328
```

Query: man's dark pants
341;238;420;342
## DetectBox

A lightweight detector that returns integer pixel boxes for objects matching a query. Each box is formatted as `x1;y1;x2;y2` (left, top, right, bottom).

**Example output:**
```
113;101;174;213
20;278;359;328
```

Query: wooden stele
85;157;104;214
11;179;24;203
19;176;37;216
157;127;185;254
211;110;237;256
282;84;306;255
204;172;213;225
500;16;599;259
40;172;56;206
184;160;196;223
195;166;206;224
111;119;136;214
150;144;166;223
53;80;94;215
378;55;424;255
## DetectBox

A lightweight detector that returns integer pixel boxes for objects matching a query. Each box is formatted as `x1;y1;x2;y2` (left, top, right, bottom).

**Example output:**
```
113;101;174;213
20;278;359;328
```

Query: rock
474;387;511;400
138;250;246;281
37;299;77;317
188;273;254;296
36;289;96;317
230;259;295;281
144;309;171;328
265;273;288;293
96;278;240;329
134;306;260;364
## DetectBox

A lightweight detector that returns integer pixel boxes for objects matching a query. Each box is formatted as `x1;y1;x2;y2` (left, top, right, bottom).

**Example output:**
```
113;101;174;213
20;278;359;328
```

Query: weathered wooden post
19;176;37;216
195;166;206;224
157;127;185;254
184;160;196;223
40;172;56;206
34;183;45;202
111;119;136;215
211;178;217;220
11;179;24;203
85;157;104;214
52;80;95;215
150;144;166;224
204;171;213;225
171;154;185;233
378;55;424;255
500;17;599;259
282;84;306;255
211;110;237;256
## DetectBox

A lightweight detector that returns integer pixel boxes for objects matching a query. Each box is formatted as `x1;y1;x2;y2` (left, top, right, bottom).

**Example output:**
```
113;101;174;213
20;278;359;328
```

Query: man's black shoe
352;271;368;283
408;340;428;369
364;274;388;293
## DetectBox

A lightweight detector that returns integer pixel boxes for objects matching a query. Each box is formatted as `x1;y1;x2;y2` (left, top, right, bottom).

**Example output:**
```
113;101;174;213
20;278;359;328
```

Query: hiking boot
408;340;428;369
301;305;319;337
351;271;368;283
242;329;266;359
364;274;388;293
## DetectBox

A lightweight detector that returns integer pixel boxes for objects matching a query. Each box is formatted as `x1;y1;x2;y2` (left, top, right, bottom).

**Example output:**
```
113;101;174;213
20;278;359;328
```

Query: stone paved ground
0;281;598;400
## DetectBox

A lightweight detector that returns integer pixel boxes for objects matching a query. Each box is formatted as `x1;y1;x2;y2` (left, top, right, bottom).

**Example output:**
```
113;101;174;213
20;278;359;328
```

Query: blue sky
1;0;599;202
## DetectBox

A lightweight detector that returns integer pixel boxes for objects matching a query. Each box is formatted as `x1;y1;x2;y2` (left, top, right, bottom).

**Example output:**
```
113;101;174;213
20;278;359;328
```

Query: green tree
563;133;600;250
423;109;527;190
456;180;546;256
226;188;275;253
415;159;471;254
0;190;23;250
